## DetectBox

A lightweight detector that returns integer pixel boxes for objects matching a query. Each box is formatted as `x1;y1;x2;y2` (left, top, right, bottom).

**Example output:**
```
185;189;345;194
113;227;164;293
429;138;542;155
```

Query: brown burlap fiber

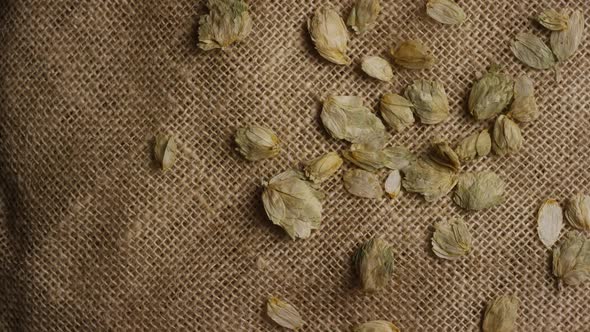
1;0;589;331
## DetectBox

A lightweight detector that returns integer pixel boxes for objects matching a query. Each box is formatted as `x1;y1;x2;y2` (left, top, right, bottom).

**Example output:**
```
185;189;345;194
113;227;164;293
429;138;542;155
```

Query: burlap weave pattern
0;0;589;330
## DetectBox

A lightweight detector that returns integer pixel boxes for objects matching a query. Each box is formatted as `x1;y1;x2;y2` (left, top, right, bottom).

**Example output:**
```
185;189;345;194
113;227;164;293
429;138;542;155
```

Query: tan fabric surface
1;0;589;331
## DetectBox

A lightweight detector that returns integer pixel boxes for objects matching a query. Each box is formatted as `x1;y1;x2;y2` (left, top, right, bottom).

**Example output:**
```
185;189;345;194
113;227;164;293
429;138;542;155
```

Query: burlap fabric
1;0;589;331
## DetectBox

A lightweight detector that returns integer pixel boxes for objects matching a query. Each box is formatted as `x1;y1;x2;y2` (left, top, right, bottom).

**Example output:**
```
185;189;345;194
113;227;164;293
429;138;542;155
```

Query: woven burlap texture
1;0;589;331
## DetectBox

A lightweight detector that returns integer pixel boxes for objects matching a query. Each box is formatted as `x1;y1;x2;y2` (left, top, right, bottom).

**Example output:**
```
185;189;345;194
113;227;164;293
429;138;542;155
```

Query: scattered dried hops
428;136;461;172
321;95;386;146
482;295;520;332
492;115;523;156
354;320;400;332
347;0;381;34
538;9;569;31
550;10;585;62
353;237;394;291
537;199;564;249
426;0;466;25
154;134;178;171
402;157;458;202
565;193;590;231
404;79;450;124
432;219;472;260
343;169;383;199
198;0;252;51
266;297;304;330
468;66;513;121
262;170;324;240
390;39;436;69
309;7;351;65
454;129;491;162
453;171;505;211
380;93;415;133
211;4;589;323
304;152;343;183
384;170;402;199
507;75;539;123
235;125;281;161
361;56;394;82
511;33;556;70
343;144;414;172
553;231;590;287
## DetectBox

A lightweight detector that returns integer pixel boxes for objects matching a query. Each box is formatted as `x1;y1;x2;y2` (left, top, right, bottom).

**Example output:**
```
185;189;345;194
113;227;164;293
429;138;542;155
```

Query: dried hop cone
266;297;304;330
565;193;590;231
154;134;178;171
235;125;280;161
428;136;461;172
380;93;415;133
321;95;386;146
262;170;324;240
432;219;472;260
507;75;539;123
347;0;381;34
538;9;569;31
353;237;394;292
468;66;513;121
304;152;343;184
511;33;556;70
354;320;400;332
343;144;414;172
361;56;394;82
198;0;252;51
343;169;383;199
404;79;450;125
309;7;352;65
537;199;564;249
553;231;590;287
384;170;402;199
402;157;458;202
482;295;520;332
454;129;491;162
391;39;436;69
453;171;505;211
492;115;523;156
426;0;467;25
550;10;585;62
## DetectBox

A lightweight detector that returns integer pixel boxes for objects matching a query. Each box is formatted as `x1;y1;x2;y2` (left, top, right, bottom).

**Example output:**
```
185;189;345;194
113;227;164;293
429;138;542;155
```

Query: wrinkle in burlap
1;1;589;331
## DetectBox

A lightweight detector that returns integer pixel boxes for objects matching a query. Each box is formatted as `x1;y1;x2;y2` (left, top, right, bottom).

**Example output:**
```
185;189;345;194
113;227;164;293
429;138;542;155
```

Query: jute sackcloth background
0;0;589;331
